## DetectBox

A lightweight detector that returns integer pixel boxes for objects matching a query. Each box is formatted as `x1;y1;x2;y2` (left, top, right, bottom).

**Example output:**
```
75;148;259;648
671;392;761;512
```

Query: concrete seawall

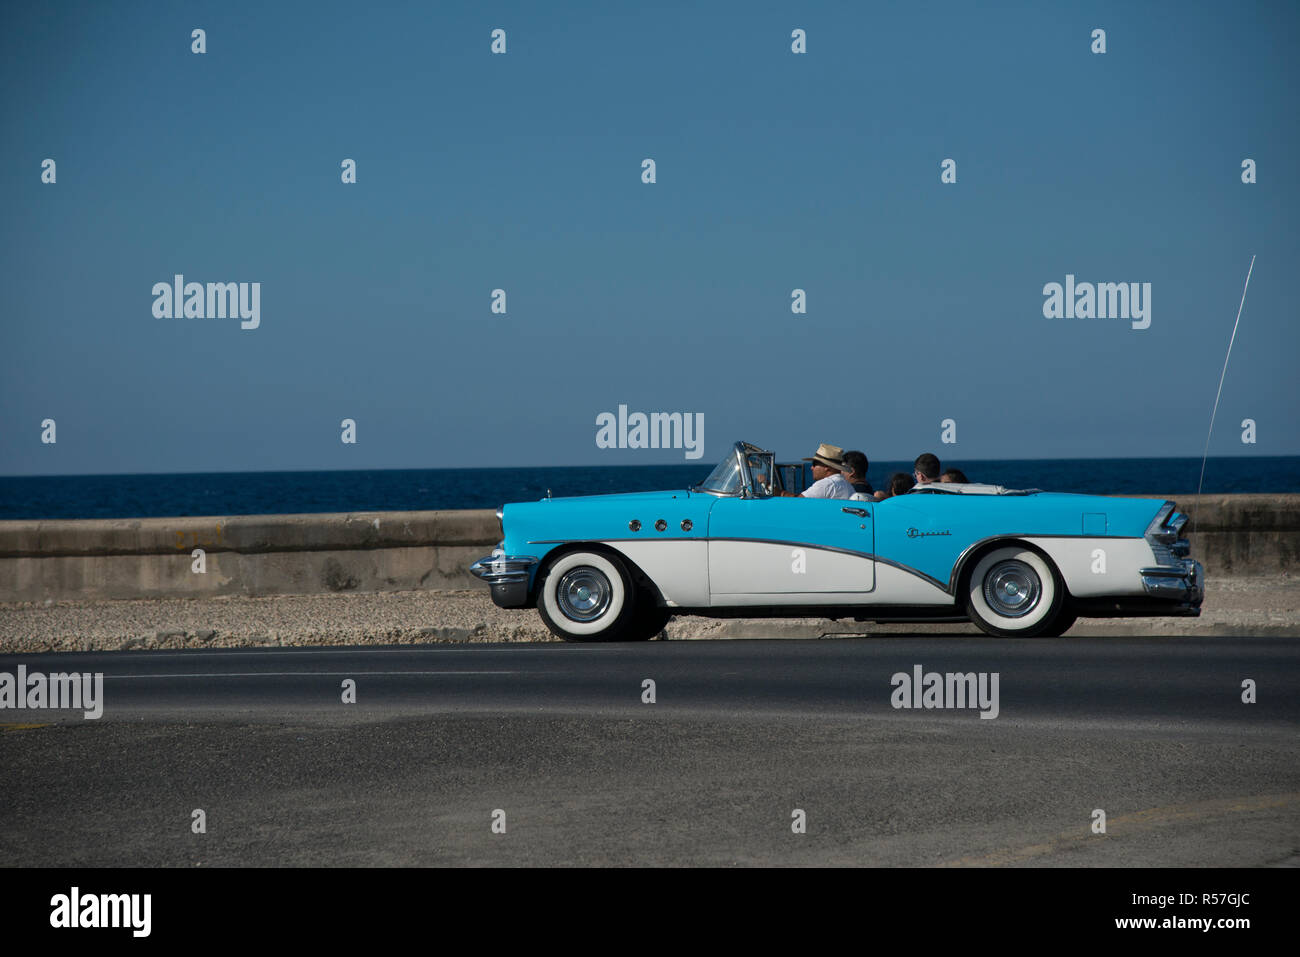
0;495;1294;603
0;510;501;602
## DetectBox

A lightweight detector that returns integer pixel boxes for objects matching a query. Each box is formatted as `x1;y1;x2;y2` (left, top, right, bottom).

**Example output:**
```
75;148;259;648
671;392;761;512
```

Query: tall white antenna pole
1193;254;1255;534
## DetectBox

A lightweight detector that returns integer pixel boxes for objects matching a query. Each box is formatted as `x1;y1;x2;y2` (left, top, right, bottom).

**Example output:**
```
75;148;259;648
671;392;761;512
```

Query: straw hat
802;443;847;470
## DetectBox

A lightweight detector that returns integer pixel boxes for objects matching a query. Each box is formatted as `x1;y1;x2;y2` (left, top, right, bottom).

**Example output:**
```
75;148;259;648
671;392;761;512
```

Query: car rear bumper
1139;559;1204;610
1066;560;1204;619
469;551;538;608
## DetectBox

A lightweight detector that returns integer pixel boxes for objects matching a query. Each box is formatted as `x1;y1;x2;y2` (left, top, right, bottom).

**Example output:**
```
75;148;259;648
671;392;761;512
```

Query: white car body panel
1026;537;1155;598
607;540;710;607
708;540;874;599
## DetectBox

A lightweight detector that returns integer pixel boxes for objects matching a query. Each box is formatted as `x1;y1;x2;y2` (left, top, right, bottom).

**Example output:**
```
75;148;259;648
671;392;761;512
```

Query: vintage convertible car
470;441;1204;640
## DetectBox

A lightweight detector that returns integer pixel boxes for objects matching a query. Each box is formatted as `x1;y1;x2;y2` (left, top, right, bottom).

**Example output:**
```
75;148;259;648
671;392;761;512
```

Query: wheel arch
954;536;1072;601
532;541;665;607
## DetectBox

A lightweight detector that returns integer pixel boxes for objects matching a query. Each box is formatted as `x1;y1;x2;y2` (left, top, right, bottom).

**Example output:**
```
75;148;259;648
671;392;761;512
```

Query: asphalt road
2;637;1297;866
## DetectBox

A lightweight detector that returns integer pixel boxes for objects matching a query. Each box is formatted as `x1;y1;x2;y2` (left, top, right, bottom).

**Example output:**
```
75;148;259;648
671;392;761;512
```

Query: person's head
842;450;868;480
889;472;916;497
940;468;969;484
803;443;846;483
914;453;941;484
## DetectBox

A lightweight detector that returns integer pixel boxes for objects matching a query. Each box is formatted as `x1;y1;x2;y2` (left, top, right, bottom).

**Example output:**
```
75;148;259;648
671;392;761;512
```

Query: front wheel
536;550;648;642
964;545;1066;638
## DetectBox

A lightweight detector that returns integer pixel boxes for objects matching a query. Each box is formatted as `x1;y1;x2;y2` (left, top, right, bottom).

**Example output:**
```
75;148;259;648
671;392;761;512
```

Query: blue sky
2;0;1296;475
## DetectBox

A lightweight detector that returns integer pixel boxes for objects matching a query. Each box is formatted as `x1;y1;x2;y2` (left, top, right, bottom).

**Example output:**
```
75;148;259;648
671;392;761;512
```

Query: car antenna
1192;254;1255;537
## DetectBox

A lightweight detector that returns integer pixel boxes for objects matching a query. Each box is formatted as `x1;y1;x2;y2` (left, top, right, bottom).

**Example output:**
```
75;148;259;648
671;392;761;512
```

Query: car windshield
696;452;742;495
693;443;776;496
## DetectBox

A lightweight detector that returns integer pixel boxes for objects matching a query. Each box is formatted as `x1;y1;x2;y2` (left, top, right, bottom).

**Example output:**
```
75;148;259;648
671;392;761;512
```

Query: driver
780;443;855;499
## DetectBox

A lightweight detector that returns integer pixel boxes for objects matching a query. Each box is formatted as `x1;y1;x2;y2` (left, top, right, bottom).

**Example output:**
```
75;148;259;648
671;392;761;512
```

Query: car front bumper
469;550;538;608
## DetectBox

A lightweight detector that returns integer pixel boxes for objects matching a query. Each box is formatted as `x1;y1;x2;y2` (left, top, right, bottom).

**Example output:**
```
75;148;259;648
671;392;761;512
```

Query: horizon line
1;452;1293;481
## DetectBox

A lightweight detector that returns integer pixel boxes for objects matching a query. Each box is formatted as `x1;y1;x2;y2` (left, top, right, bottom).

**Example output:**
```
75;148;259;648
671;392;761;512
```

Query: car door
706;496;875;603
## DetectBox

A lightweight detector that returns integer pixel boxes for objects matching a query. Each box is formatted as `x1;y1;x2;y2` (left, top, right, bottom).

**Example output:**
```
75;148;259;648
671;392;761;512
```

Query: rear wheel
625;598;671;641
964;545;1066;638
536;550;659;642
1040;610;1078;637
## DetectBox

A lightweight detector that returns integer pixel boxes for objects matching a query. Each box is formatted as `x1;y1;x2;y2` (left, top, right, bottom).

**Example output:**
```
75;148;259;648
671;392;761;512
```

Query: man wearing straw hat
780;443;855;499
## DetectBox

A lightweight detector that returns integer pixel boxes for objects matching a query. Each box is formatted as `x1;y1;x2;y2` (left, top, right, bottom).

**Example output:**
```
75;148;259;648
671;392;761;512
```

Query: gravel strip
1;577;1296;654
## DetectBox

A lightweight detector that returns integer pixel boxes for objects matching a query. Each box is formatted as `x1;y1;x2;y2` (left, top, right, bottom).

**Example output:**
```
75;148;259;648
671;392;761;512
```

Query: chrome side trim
873;554;948;592
528;537;949;593
526;533;1149;598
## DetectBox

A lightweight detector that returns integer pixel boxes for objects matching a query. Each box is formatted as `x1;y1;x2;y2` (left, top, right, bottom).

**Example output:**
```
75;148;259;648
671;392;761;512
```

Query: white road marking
11;648;550;660
105;671;521;679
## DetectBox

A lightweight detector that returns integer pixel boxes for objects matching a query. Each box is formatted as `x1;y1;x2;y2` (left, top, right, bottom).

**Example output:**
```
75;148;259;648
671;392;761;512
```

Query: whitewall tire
965;545;1065;638
537;550;637;641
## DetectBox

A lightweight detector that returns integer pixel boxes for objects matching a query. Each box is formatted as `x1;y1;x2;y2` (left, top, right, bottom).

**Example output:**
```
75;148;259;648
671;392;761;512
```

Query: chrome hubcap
557;567;612;622
984;560;1041;618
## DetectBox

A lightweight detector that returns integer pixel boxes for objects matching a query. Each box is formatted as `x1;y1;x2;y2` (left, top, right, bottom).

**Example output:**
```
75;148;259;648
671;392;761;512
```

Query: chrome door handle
842;507;868;517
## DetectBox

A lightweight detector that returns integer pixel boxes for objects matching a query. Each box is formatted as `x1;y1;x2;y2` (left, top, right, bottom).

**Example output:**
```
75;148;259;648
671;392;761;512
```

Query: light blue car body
500;487;1169;594
471;441;1203;639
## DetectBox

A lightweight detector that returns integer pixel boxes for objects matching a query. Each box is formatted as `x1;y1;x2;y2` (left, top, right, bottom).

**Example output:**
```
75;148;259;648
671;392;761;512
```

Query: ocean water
1;457;1297;521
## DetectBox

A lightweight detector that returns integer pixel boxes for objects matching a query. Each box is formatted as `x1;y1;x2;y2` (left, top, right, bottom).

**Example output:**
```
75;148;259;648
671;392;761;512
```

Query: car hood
522;489;696;507
500;489;715;552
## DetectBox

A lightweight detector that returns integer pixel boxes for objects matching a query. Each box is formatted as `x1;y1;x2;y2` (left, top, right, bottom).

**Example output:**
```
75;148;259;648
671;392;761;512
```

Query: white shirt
801;473;855;499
